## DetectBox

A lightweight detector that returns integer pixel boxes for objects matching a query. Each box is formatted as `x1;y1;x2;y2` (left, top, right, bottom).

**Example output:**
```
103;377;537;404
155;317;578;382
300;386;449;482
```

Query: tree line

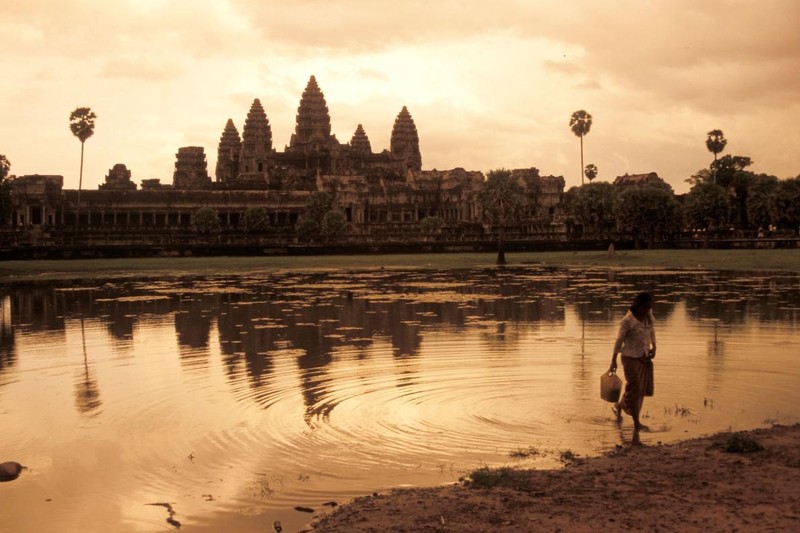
2;106;798;261
561;157;799;248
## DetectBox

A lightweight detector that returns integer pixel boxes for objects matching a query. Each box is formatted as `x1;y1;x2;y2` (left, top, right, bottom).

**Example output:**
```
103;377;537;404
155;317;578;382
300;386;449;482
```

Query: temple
3;75;566;248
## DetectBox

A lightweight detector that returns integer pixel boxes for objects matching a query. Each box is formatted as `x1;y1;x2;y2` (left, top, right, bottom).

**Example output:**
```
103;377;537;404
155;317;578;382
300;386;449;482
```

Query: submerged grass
0;249;799;282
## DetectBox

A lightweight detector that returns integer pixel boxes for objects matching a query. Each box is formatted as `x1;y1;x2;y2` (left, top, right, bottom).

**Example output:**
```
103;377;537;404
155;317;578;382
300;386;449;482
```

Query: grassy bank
0;249;798;282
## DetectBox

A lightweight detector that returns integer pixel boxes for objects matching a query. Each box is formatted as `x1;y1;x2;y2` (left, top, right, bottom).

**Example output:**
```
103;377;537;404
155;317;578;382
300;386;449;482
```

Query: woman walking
609;292;656;431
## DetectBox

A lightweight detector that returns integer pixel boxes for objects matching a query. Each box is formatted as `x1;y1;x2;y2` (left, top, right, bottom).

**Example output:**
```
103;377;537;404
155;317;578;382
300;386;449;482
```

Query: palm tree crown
70;107;97;143
705;129;726;157
705;129;727;184
584;164;598;182
569;110;593;138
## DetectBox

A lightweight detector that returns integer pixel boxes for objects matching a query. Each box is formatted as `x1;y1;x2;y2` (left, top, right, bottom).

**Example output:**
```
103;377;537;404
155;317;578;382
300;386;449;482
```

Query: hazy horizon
1;0;798;194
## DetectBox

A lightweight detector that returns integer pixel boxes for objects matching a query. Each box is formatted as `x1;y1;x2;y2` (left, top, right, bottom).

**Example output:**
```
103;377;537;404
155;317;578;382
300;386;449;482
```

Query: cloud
100;56;184;81
542;60;583;76
1;0;798;193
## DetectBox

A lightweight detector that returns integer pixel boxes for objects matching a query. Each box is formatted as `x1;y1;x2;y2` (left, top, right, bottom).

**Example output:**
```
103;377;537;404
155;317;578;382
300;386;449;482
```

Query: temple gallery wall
8;75;587;245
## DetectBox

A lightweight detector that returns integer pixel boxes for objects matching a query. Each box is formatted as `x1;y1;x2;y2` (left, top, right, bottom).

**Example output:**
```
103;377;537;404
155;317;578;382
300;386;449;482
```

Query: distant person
609;291;656;432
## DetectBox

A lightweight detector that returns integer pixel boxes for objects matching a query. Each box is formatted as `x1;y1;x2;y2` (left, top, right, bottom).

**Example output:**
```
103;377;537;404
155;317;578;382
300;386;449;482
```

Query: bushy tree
687;155;754;226
685;168;712;187
685;182;730;247
0;154;9;181
711;155;752;189
0;154;12;225
477;168;526;265
322;210;348;241
563;182;615;239
193;207;221;234
769;177;800;230
420;215;445;233
242;207;270;233
295;215;319;241
295;191;347;242
305;191;335;221
746;174;779;229
614;185;683;248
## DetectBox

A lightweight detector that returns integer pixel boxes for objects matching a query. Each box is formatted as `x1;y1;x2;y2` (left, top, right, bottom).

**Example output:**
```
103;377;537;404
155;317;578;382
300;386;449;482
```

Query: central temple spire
390;106;422;171
289;75;333;151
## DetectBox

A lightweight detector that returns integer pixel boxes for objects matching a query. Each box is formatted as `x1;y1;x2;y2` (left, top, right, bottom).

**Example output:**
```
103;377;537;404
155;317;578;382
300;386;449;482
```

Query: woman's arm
648;311;657;358
610;318;630;371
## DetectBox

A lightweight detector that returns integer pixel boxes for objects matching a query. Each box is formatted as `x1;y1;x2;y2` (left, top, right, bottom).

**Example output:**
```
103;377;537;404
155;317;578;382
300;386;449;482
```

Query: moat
1;265;799;532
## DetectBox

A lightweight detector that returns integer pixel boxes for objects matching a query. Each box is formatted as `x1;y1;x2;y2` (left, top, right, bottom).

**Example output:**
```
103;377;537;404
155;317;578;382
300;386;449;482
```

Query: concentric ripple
1;267;800;532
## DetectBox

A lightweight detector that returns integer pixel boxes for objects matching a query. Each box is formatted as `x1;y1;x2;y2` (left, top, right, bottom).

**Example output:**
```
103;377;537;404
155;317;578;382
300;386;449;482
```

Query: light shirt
613;310;656;358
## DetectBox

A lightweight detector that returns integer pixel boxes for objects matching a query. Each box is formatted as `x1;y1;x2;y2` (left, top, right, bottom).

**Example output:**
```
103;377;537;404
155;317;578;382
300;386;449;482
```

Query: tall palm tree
705;129;727;185
569;110;593;185
584;163;598;182
69;107;97;231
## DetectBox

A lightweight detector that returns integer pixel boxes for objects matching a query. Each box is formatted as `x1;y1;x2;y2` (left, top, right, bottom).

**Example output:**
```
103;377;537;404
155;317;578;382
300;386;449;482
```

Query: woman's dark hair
630;291;654;313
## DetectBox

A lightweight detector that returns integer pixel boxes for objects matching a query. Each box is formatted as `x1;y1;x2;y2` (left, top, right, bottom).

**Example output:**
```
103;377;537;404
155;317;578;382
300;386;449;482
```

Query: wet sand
311;424;800;532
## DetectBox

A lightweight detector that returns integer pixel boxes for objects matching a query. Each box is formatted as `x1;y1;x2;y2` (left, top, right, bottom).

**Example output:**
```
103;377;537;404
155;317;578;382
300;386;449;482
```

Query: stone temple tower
238;99;273;182
349;124;372;157
215;119;241;183
390;106;422;172
289;75;335;153
173;147;211;189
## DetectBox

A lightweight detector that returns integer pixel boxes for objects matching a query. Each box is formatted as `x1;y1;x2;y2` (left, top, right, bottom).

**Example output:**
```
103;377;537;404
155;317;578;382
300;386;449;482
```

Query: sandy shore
311;424;800;532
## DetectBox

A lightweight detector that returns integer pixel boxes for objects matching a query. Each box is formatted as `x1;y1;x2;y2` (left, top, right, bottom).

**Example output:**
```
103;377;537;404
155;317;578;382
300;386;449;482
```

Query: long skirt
619;356;654;415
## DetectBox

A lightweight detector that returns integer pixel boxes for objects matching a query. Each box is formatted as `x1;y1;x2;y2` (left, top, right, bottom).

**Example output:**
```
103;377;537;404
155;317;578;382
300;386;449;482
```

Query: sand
311;424;800;532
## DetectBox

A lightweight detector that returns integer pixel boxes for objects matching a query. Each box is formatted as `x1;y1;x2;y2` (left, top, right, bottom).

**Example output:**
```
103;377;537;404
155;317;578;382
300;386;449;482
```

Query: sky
1;0;798;194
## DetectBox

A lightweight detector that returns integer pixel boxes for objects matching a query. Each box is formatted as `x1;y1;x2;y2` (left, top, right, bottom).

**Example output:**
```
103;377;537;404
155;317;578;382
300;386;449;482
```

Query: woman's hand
609;355;618;373
649;346;657;359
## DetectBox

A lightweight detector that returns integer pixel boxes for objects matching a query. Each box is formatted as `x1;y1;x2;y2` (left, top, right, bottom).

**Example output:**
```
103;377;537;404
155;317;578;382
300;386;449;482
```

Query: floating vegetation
265;348;306;357
402;282;468;289
665;404;692;417
153;287;249;294
95;295;170;302
508;446;539;459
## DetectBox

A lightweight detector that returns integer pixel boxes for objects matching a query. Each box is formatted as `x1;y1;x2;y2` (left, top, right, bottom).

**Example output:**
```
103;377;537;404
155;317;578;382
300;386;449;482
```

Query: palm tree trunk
580;135;584;186
712;152;717;185
75;141;84;233
496;227;506;265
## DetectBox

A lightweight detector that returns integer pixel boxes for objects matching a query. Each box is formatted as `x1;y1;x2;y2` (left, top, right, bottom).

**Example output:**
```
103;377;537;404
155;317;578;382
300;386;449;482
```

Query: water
1;266;799;532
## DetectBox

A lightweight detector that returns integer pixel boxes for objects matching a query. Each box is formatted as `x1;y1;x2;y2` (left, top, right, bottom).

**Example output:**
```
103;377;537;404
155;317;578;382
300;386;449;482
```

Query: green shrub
462;466;517;489
716;432;764;453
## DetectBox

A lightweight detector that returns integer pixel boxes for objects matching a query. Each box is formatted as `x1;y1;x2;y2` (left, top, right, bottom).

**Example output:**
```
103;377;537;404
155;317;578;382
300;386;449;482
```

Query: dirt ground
311;424;800;532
